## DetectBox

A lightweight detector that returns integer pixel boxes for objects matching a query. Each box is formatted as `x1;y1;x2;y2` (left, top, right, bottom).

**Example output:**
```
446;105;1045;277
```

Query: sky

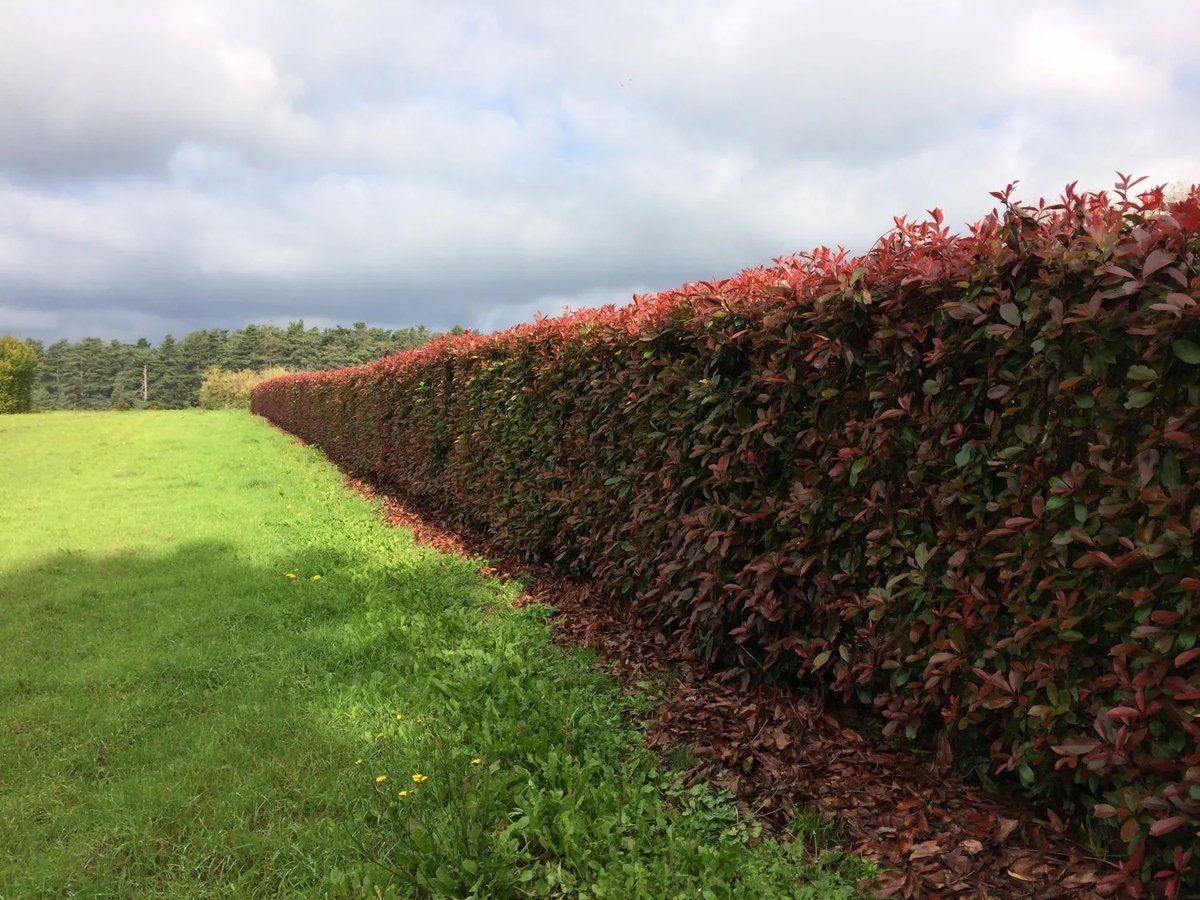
1;1;1197;344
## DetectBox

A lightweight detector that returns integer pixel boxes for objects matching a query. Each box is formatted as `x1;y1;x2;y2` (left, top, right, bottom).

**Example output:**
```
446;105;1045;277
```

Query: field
0;411;869;898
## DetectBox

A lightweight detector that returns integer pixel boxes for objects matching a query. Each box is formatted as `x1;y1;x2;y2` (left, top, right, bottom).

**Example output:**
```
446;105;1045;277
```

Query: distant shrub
0;334;38;414
200;367;289;410
253;179;1200;894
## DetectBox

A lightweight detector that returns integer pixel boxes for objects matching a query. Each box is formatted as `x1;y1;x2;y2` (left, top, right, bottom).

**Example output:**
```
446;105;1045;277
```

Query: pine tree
37;340;72;409
285;320;322;371
177;329;227;407
151;334;189;408
107;339;143;408
221;324;265;371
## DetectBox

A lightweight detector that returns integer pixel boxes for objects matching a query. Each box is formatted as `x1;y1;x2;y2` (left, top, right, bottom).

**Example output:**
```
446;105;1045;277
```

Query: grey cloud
0;0;1197;344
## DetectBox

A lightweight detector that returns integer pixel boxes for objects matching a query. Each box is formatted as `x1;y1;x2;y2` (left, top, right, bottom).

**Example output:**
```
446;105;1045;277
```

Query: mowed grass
0;411;870;898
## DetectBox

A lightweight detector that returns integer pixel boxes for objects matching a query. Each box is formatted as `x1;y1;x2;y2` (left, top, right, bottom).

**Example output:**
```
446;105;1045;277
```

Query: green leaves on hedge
1173;338;1200;364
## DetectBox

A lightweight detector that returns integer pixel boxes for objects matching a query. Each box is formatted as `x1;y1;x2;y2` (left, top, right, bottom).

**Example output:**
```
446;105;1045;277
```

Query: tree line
21;320;444;410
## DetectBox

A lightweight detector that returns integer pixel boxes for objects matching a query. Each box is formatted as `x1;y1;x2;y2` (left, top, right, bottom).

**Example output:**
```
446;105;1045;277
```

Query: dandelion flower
354;758;364;766
398;790;408;797
411;773;427;783
375;774;388;783
312;574;321;581
394;713;403;721
284;572;297;579
470;758;482;765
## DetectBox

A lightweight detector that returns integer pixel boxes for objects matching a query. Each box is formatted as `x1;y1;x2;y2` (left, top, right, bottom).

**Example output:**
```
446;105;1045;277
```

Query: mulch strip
344;474;1117;899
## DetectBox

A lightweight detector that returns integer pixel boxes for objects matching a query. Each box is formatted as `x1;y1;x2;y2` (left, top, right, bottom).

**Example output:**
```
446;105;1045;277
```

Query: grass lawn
0;410;870;898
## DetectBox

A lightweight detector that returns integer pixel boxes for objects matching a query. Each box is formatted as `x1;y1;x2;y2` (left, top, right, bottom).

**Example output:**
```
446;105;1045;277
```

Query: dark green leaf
1172;339;1200;364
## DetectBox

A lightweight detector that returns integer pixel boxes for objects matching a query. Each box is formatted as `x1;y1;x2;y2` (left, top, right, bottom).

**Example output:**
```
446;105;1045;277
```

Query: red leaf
1107;706;1142;721
1052;737;1101;756
1142;249;1176;279
1151;610;1182;625
1120;817;1140;843
1149;816;1191;837
1175;648;1200;668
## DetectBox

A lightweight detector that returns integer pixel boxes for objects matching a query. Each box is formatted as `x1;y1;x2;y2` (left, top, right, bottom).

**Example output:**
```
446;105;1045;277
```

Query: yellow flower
411;773;427;783
311;574;321;581
394;713;403;721
354;758;364;766
470;758;482;765
398;790;408;797
375;774;388;783
284;572;297;579
376;731;386;738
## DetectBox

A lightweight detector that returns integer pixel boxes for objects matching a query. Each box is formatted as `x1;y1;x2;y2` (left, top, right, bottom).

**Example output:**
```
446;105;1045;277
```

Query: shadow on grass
0;539;402;895
0;536;588;894
0;538;871;899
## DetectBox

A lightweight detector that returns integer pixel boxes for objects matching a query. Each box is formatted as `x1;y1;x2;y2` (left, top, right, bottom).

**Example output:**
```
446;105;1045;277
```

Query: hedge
254;178;1200;894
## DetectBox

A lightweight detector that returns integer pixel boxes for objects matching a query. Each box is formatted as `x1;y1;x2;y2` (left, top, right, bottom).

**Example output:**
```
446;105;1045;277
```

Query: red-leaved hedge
254;178;1200;894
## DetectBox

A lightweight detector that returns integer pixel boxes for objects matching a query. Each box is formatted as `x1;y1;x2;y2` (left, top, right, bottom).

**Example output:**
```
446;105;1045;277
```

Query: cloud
0;0;1197;342
0;3;312;181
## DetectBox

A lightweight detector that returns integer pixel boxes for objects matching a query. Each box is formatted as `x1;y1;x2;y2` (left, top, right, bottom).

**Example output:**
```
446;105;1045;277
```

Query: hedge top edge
254;177;1199;390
